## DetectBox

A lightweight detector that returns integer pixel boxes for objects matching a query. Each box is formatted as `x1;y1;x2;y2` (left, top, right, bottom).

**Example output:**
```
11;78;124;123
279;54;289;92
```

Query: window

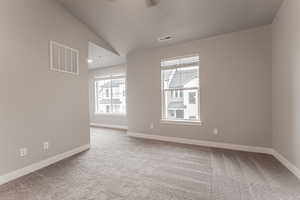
94;74;126;114
106;105;110;113
189;92;196;104
189;116;196;120
161;55;200;122
169;110;175;117
176;110;184;119
180;90;183;98
113;105;120;113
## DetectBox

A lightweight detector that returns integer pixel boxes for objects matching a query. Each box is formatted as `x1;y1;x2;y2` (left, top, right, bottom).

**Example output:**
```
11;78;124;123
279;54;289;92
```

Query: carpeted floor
1;128;300;200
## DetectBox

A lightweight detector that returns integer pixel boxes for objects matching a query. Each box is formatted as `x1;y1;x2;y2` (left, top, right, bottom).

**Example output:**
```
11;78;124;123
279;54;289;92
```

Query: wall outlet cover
20;148;27;157
43;142;49;150
213;128;219;135
150;123;154;129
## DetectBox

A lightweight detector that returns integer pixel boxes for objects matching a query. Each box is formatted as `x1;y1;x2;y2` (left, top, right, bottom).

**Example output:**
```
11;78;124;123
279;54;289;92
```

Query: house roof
168;101;186;109
169;69;198;88
99;99;122;104
101;80;124;88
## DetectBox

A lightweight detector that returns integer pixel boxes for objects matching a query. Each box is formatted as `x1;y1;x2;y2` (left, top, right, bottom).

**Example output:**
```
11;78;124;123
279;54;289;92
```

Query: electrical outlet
20;148;23;157
19;149;23;157
43;142;49;150
20;148;27;157
213;128;219;135
150;123;154;129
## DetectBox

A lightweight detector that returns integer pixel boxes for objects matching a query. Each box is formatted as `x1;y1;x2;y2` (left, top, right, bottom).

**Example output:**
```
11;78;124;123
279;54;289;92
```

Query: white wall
272;0;300;169
89;65;128;127
0;0;108;176
127;26;272;148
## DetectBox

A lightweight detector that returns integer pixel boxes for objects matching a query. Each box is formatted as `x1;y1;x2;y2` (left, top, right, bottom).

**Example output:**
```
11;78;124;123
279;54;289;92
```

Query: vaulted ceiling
58;0;283;67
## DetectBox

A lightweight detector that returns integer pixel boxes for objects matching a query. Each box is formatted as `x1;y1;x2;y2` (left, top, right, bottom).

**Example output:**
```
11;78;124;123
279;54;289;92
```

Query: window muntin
94;75;126;115
161;55;200;122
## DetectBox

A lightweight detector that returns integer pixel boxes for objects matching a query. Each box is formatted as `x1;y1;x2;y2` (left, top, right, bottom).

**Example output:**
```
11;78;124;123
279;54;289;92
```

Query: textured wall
0;0;108;175
272;0;300;169
127;26;272;148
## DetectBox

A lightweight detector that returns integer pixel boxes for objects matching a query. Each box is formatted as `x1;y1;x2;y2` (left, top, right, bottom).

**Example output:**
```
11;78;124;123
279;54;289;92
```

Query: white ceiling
88;42;126;69
58;0;283;68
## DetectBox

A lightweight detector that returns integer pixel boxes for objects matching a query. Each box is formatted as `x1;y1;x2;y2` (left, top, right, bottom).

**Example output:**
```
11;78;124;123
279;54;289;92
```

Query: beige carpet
1;128;300;200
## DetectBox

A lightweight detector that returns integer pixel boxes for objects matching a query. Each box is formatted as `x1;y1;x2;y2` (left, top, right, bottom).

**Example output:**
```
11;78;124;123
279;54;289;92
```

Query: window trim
160;119;203;126
160;55;201;125
94;112;127;116
94;74;127;115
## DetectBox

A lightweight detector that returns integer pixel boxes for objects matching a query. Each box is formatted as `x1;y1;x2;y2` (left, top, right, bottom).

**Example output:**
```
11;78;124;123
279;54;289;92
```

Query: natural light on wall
94;74;126;115
161;55;200;124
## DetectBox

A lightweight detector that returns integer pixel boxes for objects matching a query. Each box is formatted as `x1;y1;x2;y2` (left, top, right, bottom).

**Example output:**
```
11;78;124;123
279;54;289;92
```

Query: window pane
180;90;183;97
112;105;120;113
111;78;126;114
161;55;200;122
95;77;126;114
106;105;110;113
162;66;199;89
176;110;184;119
95;79;111;114
189;92;196;104
163;89;199;121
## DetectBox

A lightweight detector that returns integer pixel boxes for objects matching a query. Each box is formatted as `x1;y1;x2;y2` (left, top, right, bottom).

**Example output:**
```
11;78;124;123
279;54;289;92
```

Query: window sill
94;113;127;117
160;119;203;126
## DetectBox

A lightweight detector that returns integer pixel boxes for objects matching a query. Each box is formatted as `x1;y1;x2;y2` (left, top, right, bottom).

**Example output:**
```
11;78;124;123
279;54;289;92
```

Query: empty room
1;0;300;199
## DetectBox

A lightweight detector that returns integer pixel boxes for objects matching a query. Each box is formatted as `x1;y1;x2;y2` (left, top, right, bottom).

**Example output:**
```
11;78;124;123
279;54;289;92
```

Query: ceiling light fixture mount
158;35;173;42
146;0;160;7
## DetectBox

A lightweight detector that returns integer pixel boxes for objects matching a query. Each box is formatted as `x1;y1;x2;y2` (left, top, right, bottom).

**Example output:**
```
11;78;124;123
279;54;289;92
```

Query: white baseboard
90;123;128;130
0;144;90;185
1;132;299;186
127;131;300;179
127;132;273;154
272;150;300;179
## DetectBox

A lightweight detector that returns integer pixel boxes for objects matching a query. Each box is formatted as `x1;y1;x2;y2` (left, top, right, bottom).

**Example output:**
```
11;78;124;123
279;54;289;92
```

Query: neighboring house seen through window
94;74;126;115
189;92;196;104
161;55;200;122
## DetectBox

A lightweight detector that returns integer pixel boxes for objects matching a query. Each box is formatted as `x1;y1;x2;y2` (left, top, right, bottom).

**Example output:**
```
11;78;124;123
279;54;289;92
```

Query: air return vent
50;41;79;75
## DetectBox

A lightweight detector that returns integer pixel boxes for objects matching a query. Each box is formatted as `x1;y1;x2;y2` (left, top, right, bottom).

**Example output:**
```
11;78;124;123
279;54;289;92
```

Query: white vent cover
50;41;79;75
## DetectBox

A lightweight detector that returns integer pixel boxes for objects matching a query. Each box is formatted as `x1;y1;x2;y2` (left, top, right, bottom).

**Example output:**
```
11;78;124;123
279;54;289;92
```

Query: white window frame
94;74;126;116
160;55;202;126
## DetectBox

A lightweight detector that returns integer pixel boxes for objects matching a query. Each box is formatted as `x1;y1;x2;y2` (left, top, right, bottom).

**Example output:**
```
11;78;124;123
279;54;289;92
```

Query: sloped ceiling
58;0;283;67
